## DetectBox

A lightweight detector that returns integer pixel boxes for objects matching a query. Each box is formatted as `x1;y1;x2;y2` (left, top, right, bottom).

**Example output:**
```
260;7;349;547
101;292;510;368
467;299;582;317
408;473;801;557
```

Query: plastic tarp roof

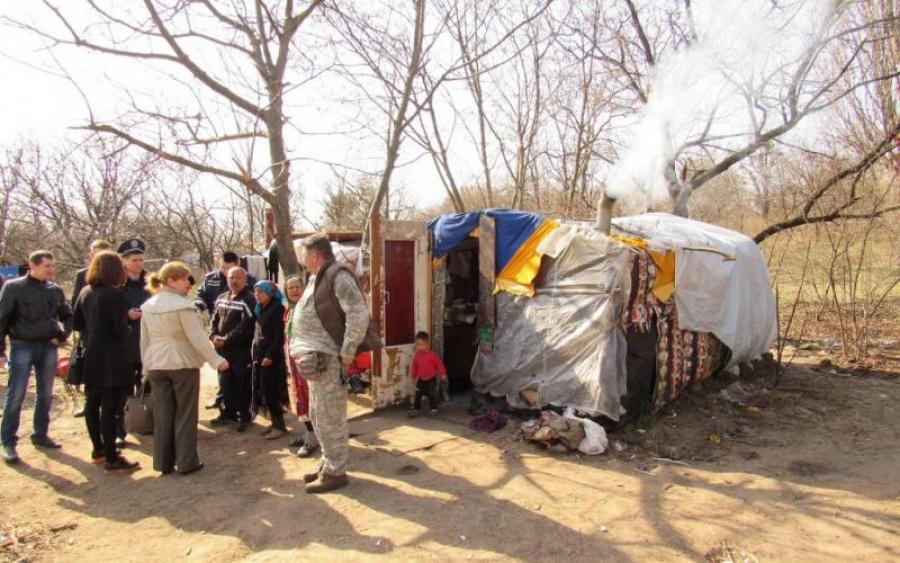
612;213;777;369
428;209;545;273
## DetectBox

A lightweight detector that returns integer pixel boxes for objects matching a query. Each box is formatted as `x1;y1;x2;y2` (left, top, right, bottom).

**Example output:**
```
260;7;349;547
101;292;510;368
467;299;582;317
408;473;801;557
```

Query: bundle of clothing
469;410;507;433
520;409;607;455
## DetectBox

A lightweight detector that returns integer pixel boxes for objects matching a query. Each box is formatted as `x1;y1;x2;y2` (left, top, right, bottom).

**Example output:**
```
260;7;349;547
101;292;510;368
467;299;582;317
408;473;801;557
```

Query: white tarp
612;213;777;369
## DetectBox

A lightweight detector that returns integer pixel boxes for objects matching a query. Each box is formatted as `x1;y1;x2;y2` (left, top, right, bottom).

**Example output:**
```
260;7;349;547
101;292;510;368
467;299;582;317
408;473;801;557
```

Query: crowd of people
0;232;387;494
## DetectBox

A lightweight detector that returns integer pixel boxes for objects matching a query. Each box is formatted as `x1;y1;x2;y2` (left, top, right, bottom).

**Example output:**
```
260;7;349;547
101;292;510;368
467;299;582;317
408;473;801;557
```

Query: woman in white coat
140;262;228;475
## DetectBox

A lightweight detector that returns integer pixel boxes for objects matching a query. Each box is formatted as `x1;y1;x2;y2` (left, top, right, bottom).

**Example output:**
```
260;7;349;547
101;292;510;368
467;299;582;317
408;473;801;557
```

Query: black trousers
413;378;441;410
221;350;253;423
254;363;286;430
84;385;128;461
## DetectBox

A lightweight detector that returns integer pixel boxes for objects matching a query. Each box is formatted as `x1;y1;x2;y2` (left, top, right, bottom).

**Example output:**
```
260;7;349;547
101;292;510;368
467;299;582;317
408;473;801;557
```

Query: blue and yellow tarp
427;209;559;296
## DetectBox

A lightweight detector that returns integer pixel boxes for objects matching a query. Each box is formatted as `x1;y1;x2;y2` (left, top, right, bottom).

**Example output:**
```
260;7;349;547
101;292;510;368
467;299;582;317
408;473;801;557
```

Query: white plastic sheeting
472;228;632;419
613;213;777;369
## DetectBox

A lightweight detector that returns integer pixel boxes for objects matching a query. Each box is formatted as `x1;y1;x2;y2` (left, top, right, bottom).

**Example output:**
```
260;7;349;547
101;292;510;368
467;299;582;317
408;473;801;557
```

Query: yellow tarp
494;219;559;297
610;234;676;302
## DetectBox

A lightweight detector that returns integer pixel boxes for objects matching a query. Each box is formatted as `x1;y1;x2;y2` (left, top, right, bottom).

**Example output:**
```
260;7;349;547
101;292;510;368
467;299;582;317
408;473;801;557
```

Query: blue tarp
427;211;480;259
427;209;545;273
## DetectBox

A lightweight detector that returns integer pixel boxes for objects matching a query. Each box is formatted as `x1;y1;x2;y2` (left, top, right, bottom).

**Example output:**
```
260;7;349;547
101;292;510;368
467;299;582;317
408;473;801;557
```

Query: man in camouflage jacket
289;233;378;494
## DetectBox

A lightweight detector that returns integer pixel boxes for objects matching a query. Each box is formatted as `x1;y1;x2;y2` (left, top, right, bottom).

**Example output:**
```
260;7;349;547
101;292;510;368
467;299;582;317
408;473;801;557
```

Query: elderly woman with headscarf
252;280;290;439
283;276;319;457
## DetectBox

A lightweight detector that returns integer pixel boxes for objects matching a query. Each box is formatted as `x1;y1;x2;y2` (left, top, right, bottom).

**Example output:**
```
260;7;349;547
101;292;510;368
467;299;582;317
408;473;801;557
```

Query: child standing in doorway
408;331;447;418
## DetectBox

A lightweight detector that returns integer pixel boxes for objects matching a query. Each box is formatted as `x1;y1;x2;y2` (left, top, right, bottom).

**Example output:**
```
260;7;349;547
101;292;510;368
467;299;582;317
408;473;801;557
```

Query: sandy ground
1;362;898;562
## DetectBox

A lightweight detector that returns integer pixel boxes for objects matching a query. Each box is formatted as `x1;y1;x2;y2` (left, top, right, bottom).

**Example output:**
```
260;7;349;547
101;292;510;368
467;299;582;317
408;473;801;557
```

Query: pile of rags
469;410;508;433
521;408;608;455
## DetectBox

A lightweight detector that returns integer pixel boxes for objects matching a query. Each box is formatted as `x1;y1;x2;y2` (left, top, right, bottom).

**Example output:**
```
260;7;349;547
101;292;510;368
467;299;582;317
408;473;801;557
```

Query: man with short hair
197;251;256;410
116;239;151;445
209;267;257;431
195;251;258;314
71;239;113;309
289;233;380;493
70;239;112;418
0;251;73;463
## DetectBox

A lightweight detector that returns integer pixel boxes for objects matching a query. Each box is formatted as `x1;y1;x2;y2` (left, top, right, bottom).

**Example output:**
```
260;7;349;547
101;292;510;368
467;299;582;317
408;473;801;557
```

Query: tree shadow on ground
6;419;634;559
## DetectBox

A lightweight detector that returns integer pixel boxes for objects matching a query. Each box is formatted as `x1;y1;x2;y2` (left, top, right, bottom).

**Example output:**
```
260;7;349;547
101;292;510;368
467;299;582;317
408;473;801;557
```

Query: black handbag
65;344;85;386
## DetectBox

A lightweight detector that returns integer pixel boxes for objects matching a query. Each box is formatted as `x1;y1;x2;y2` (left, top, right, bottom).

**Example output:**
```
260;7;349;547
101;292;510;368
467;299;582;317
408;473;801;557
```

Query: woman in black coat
72;251;140;472
252;281;290;439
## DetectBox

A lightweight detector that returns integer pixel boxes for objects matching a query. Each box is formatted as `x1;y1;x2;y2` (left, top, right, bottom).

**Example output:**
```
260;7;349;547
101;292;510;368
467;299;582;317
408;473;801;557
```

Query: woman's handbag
64;344;85;386
124;382;154;435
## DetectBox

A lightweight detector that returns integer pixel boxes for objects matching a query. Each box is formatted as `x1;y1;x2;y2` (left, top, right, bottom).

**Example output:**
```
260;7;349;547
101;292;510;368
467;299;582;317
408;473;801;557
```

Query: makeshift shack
426;210;777;422
293;210;777;422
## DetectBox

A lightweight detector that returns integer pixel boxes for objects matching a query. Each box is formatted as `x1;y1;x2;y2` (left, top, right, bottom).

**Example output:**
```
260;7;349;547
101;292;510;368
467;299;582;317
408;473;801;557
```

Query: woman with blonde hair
140;261;228;475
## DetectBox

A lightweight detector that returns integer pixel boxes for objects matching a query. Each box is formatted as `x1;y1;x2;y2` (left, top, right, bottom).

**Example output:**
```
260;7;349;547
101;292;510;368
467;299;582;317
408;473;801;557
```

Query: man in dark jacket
195;251;257;314
116;239;151;444
209;267;256;431
0;250;73;463
196;251;255;410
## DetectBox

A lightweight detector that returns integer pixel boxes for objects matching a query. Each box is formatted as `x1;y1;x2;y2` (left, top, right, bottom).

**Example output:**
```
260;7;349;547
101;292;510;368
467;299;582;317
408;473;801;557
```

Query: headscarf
254;280;285;316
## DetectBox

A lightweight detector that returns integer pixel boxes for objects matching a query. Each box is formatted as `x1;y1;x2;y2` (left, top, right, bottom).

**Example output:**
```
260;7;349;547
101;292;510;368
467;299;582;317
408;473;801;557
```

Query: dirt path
1;363;898;561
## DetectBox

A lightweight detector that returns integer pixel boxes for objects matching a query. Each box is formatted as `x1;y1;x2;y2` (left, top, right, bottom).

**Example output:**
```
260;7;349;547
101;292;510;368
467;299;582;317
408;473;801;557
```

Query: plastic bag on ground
564;407;608;455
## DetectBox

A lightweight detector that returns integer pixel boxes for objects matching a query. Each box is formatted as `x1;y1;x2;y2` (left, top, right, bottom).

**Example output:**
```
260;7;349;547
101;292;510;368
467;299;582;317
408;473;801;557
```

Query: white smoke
605;0;835;206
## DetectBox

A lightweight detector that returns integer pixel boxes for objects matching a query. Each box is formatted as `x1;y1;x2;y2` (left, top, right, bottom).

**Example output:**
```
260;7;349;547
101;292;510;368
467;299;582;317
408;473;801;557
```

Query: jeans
1;340;58;447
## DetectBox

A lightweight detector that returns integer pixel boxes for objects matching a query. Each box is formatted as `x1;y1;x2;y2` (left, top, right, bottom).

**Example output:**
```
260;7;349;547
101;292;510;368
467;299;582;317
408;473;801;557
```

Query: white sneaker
2;444;19;464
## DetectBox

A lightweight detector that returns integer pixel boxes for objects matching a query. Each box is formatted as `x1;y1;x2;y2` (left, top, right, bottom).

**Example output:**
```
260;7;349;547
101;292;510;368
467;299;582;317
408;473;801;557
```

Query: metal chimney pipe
596;192;616;234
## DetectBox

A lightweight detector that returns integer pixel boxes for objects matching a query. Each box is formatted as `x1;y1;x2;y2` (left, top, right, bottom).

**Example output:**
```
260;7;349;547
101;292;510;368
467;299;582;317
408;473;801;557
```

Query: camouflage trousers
308;354;348;476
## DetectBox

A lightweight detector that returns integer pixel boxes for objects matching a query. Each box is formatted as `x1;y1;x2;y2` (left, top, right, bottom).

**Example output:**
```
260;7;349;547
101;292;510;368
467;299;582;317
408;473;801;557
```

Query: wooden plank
369;213;383;383
478;215;495;352
430;258;445;359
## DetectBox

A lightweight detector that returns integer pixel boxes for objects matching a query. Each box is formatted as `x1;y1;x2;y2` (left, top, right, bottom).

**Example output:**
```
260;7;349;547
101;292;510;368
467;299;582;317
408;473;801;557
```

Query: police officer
195;251;258;314
196;251;256;410
116;238;152;445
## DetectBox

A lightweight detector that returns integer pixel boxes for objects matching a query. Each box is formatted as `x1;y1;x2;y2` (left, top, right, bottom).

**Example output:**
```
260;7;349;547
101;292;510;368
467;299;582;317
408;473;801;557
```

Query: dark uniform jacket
71;268;88;309
72;285;132;389
196;270;257;313
121;272;151;365
210;286;256;356
0;275;73;357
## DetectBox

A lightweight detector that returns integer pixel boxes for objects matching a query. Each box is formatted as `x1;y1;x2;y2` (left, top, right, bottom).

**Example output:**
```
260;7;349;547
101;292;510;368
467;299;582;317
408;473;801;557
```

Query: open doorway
441;237;480;393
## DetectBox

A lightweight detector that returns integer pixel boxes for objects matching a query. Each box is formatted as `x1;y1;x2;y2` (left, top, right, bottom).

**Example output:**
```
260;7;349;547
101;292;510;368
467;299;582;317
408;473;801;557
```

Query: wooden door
370;219;430;408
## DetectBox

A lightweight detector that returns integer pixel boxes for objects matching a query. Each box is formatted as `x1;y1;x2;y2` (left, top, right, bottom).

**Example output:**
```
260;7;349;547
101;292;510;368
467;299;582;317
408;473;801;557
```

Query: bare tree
327;0;552;235
577;1;899;218
10;0;329;275
12;138;158;268
0;148;24;262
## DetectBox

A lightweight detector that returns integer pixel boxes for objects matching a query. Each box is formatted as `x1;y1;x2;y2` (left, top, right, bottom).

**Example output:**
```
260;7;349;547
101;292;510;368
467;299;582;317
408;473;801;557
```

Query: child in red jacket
408;331;447;418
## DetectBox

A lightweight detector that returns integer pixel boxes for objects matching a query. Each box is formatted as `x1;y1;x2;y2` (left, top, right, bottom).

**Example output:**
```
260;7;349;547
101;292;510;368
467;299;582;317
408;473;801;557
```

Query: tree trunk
266;96;301;276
